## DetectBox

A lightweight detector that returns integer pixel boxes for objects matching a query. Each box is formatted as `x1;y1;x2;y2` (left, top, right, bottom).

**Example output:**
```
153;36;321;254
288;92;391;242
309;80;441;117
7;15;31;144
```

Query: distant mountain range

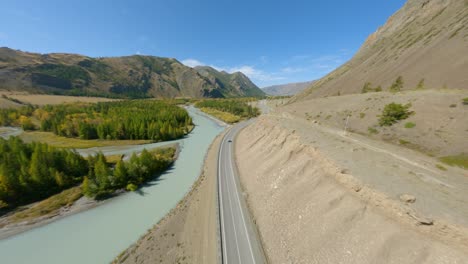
0;47;265;98
194;66;264;97
262;81;315;96
295;0;468;100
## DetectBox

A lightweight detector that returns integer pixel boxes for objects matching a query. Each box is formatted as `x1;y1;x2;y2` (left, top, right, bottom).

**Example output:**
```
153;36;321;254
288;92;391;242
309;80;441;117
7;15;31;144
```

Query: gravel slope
235;115;468;263
285;90;468;157
295;0;468;100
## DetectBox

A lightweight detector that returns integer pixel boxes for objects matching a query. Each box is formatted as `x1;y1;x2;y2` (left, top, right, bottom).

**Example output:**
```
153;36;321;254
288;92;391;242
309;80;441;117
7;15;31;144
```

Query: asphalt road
218;121;266;264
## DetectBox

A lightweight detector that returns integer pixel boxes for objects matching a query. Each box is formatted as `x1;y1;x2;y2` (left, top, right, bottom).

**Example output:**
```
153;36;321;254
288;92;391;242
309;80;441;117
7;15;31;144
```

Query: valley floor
0;91;115;107
235;107;468;263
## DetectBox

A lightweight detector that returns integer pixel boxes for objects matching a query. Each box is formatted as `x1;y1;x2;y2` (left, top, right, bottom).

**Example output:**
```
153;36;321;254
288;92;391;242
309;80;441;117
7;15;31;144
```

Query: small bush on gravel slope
368;127;379;134
389;76;404;93
378;103;413;126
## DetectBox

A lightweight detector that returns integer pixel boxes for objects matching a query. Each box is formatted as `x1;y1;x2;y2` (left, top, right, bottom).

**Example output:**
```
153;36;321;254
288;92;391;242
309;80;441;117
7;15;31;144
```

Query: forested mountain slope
194;66;265;97
0;48;264;98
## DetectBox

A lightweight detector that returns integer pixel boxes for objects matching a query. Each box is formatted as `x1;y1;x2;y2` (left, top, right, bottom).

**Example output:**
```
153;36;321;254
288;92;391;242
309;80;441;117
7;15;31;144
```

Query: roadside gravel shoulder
113;132;225;264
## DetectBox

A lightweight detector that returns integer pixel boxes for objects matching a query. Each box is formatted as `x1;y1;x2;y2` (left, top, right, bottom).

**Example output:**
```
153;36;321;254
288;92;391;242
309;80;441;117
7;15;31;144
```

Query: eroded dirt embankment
235;117;468;264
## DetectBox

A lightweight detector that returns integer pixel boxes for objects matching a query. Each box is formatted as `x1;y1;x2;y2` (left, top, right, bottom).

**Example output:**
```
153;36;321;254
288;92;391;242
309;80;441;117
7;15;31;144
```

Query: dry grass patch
0;97;23;109
104;154;125;164
439;153;468;170
3;186;83;226
199;107;241;123
0;92;115;106
19;131;151;149
435;164;448;171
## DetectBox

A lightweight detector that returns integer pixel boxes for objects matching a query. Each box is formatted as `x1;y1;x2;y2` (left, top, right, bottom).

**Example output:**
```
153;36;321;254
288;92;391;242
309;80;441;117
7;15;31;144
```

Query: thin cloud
283;51;349;75
181;58;285;84
259;56;269;64
290;55;310;61
288;51;348;65
182;59;204;68
0;32;8;41
229;65;285;82
181;49;350;87
281;67;307;73
229;65;257;75
137;35;148;42
208;50;352;86
6;8;41;22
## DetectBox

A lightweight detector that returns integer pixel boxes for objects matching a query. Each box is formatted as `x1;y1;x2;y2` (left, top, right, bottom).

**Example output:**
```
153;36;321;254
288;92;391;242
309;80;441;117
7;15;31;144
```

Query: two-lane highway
218;121;266;264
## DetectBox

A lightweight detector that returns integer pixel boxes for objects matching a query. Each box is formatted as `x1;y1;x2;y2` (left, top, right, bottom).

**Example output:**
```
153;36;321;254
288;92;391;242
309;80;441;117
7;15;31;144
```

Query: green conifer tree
113;160;128;188
94;154;110;191
390;76;404;93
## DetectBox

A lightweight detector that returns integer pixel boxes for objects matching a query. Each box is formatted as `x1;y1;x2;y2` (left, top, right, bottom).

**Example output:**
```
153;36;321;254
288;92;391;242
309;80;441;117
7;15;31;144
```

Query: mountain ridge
294;0;467;101
194;66;265;97
262;81;315;96
0;47;265;98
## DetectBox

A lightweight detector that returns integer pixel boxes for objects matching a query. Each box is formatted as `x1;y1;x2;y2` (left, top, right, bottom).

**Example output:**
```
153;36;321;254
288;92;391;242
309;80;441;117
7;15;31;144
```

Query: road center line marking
228;128;257;264
225;143;243;263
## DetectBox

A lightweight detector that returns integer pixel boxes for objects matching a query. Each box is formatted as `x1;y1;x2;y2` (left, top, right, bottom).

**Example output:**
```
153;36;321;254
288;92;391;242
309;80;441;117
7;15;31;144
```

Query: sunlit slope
294;0;467;100
0;48;265;98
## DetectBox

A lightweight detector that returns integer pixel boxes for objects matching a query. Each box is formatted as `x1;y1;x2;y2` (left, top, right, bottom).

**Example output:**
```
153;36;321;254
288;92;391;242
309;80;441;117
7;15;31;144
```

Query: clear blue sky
0;0;406;87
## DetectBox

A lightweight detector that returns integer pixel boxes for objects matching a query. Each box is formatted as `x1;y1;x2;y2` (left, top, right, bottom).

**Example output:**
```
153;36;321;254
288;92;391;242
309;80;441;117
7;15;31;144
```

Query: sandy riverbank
0;143;180;240
0;194;105;240
113;131;225;264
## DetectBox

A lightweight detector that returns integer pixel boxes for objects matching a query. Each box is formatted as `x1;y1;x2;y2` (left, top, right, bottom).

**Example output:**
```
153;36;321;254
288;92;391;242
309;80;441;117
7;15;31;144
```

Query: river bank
0;143;179;240
0;190;104;240
114;131;225;264
0;106;224;264
0;105;198;240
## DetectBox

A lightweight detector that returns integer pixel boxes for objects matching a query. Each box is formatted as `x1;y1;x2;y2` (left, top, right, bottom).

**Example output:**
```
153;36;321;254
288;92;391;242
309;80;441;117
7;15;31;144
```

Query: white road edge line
218;139;228;264
228;128;257;264
225;150;243;264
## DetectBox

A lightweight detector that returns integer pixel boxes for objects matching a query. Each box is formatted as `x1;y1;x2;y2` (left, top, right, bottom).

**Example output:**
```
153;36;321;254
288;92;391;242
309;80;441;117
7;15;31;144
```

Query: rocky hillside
295;0;467;100
194;66;265;97
0;48;265;98
262;81;315;96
